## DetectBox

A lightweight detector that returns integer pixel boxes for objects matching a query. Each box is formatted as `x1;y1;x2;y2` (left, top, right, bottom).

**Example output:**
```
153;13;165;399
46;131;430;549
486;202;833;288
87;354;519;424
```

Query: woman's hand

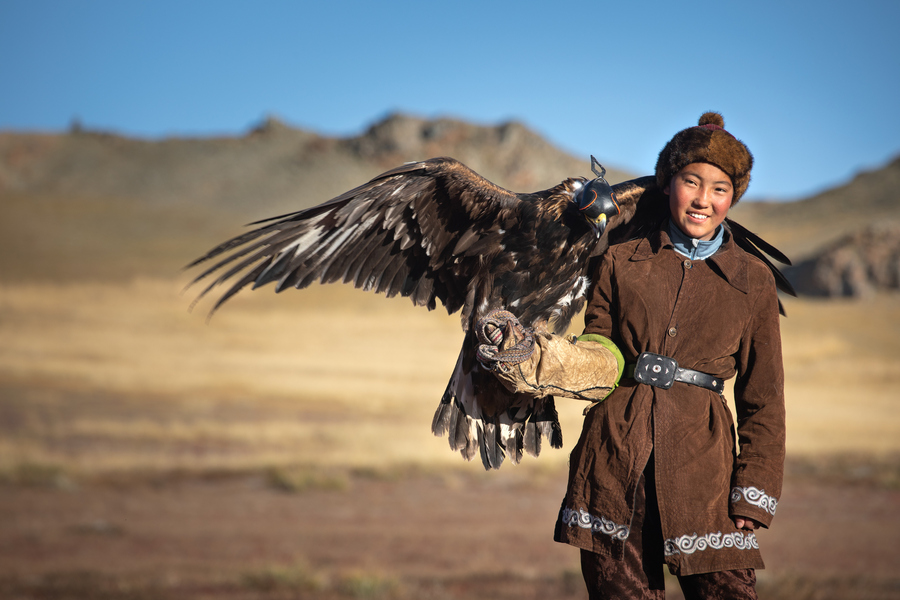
733;517;761;531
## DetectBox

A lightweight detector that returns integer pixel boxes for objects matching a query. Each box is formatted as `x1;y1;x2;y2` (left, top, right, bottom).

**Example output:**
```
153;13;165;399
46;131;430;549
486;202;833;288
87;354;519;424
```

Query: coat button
684;259;692;269
668;326;678;337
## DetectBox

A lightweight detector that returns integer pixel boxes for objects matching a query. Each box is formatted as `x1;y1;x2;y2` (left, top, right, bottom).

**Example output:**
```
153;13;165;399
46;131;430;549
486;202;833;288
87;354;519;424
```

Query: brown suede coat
554;223;785;576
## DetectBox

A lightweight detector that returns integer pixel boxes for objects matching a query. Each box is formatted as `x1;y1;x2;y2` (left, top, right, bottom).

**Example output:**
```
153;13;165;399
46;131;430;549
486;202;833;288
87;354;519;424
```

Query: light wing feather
188;157;522;320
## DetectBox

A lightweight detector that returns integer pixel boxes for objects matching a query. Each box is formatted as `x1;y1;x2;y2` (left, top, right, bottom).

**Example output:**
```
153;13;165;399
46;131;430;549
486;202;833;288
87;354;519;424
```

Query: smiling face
665;162;734;241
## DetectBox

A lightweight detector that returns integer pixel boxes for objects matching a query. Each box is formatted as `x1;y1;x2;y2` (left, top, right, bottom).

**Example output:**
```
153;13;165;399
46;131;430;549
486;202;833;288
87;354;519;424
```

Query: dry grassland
1;278;464;479
3;129;899;598
2;277;900;600
778;294;900;457
1;277;898;481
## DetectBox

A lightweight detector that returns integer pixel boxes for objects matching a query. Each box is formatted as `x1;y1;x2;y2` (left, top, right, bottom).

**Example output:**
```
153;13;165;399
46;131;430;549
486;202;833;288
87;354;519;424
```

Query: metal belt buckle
633;352;678;389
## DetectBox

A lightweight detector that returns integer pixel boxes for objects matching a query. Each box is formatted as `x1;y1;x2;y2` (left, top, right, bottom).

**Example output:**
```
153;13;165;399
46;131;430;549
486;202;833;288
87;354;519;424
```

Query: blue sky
1;0;898;200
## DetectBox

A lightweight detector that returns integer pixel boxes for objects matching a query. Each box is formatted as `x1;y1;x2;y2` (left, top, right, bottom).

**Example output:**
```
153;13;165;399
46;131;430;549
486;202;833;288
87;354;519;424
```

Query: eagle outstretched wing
189;157;596;330
188;157;793;469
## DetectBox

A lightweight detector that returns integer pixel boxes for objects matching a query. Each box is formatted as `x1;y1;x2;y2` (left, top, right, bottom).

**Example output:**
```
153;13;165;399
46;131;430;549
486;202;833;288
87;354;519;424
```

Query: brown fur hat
655;112;753;204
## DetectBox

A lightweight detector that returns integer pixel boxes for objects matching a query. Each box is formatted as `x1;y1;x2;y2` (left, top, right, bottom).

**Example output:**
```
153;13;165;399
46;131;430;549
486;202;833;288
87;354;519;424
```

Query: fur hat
655;112;753;204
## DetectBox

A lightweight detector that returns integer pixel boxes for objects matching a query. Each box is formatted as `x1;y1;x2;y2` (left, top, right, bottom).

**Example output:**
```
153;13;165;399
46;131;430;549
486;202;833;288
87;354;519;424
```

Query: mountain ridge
1;113;897;286
0;113;633;213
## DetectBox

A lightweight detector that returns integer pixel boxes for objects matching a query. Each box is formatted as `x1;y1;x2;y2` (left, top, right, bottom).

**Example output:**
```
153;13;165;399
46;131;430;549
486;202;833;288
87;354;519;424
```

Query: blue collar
667;219;724;260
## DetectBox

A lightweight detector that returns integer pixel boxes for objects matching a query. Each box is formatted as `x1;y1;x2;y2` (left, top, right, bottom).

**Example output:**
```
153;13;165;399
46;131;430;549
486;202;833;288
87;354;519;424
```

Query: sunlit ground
1;279;898;599
1;278;898;477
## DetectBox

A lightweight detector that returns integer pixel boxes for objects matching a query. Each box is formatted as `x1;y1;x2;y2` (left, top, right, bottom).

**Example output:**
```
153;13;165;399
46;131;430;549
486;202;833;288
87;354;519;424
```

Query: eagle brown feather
188;157;792;469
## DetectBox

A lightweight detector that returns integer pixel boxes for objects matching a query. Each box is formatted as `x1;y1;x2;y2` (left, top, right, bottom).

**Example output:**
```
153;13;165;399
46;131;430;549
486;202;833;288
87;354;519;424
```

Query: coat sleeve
583;252;619;341
729;272;786;528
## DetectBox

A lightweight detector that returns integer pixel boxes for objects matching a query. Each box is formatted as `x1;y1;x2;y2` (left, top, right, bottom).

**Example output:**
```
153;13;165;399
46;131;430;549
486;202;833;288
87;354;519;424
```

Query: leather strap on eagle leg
475;310;536;372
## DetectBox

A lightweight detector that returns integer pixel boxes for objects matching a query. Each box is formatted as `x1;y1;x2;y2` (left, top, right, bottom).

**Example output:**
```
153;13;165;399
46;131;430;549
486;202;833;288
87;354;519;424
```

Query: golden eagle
187;156;793;469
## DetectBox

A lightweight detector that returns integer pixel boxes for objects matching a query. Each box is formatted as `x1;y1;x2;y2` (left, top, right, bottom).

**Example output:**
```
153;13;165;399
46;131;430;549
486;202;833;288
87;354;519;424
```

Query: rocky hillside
728;155;900;297
786;223;900;297
728;156;900;259
1;112;897;295
0;113;632;214
0;113;632;282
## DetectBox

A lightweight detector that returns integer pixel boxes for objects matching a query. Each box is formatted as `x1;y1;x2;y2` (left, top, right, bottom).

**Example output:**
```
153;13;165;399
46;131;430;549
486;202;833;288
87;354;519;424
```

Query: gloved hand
474;310;623;403
474;310;536;373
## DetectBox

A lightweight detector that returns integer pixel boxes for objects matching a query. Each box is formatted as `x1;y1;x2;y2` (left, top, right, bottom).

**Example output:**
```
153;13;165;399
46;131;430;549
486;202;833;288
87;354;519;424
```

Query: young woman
490;113;785;599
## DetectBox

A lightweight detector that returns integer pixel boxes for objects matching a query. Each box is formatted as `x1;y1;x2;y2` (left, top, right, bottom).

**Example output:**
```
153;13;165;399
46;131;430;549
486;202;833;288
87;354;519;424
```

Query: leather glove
475;311;624;403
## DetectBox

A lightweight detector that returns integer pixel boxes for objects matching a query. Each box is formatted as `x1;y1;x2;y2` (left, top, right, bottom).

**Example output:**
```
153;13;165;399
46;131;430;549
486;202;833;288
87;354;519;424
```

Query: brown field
3;122;899;599
2;276;900;599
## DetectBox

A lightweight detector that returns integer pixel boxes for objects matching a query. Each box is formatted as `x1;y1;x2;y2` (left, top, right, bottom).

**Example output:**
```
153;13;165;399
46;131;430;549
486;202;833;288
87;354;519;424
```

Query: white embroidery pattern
730;486;778;516
665;531;759;556
560;507;630;541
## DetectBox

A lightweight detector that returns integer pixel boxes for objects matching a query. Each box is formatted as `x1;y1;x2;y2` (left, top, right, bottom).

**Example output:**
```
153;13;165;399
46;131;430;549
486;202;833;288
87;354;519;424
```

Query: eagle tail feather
479;421;505;470
533;397;563;449
430;394;453;438
432;346;568;469
505;425;524;465
523;418;541;457
461;416;479;461
450;407;470;453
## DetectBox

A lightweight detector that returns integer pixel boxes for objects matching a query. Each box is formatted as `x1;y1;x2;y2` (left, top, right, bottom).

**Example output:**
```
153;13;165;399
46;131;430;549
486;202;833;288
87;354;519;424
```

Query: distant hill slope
727;155;900;297
728;155;900;260
0;113;632;282
786;223;900;297
1;112;897;288
0;113;633;214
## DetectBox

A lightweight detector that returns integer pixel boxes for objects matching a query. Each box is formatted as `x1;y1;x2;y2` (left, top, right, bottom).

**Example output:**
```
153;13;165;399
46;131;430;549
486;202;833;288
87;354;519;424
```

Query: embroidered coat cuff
729;485;779;528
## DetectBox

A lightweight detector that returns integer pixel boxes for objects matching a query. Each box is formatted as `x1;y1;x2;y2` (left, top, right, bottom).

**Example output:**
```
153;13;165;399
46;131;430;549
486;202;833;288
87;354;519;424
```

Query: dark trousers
580;459;757;600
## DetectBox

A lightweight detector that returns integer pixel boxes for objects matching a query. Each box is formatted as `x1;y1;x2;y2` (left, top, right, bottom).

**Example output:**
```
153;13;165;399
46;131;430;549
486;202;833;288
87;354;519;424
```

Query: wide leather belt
626;352;724;395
